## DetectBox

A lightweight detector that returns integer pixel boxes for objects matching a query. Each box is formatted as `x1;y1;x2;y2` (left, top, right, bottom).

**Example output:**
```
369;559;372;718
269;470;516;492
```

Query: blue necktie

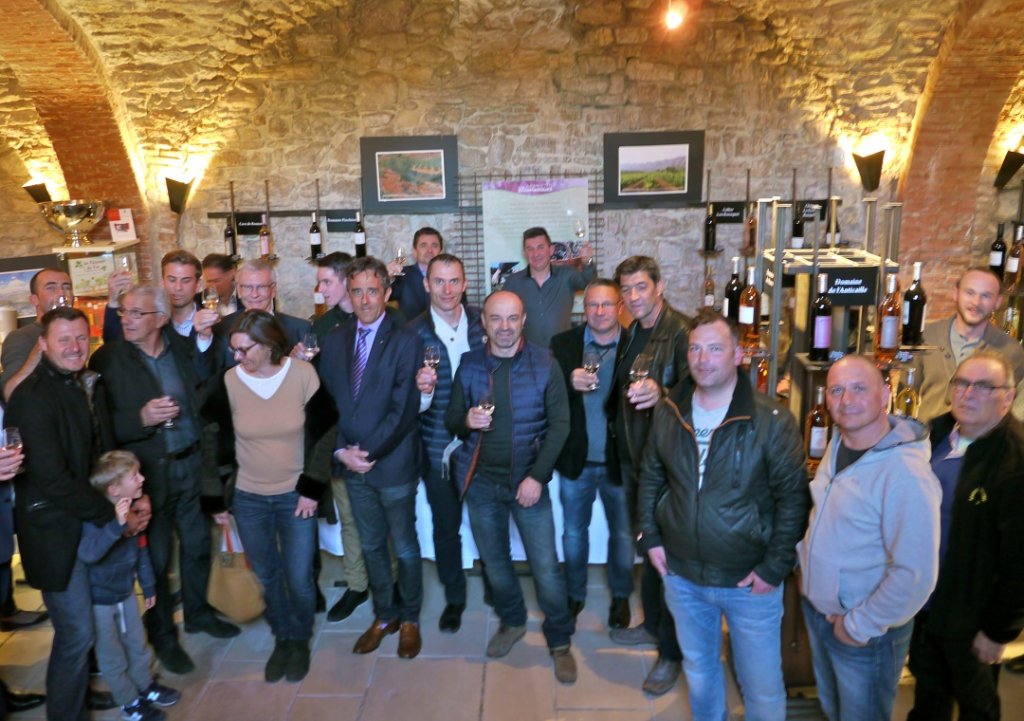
352;327;371;397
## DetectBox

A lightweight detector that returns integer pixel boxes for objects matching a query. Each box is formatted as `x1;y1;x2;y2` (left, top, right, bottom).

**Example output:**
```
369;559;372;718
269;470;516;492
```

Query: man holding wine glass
550;279;634;630
389;227;444;322
445;290;577;684
606;255;690;696
408;253;485;633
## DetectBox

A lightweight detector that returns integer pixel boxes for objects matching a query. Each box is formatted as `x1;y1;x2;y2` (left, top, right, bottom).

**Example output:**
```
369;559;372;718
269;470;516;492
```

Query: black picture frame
603;130;705;208
360;135;459;215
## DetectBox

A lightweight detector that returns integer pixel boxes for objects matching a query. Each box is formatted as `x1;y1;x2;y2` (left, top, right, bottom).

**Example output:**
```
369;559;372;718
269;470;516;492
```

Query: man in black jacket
637;309;809;719
7;308;118;720
607;255;690;695
551;279;633;629
90;285;238;676
909;350;1024;720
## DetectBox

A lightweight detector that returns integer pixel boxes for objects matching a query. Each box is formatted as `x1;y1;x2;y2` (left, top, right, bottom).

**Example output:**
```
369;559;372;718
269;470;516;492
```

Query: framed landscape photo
603;130;705;208
0;254;64;319
360;135;459;214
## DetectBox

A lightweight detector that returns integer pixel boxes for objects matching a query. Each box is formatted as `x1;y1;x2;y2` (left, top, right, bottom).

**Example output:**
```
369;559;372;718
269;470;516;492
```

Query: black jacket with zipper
637;373;810;587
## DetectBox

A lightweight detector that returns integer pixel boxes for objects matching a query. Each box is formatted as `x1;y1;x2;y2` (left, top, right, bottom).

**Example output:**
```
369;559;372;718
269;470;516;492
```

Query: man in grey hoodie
798;354;941;721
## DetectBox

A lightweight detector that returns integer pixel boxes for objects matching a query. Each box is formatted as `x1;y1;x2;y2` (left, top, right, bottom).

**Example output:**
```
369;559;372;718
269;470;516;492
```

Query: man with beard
913;267;1024;422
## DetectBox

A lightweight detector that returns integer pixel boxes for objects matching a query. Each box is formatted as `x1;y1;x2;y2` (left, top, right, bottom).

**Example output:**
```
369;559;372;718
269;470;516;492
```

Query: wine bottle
1002;274;1023;340
825;208;841;247
894;367;920;418
353;211;367;258
309;212;322;260
990;223;1007;278
702;265;715;308
901;261;928;346
224;214;236;257
805;385;831;469
258;213;272;259
1006;228;1023;286
739;266;760;351
723;257;742;321
792;203;805;249
809;272;832;362
704;203;717;253
875;273;902;365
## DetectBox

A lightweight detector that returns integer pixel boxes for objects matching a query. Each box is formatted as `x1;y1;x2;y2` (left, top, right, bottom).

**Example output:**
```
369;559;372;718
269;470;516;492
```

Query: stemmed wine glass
574;218;587;240
582;350;602;391
477;391;495;430
424;345;441;370
301;333;319;361
3;427;23;475
394;247;407;276
629;353;653;385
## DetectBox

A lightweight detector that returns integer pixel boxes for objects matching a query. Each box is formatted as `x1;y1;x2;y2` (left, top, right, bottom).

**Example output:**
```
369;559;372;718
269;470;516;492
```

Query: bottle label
260;238;270;256
902;303;910;325
990;250;1004;266
1008;256;1020;274
739;306;755;325
704;294;714;307
354;232;366;246
722;298;730;317
310;232;321;246
880;316;900;347
809;427;828;458
919;304;927;331
813;316;832;348
791;236;805;249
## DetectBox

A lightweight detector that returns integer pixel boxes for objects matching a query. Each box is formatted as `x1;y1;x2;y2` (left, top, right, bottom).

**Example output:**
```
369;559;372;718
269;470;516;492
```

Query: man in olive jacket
638;310;809;720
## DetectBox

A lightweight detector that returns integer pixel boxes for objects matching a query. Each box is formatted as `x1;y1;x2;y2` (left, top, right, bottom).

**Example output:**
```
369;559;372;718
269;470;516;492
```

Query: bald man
445;290;576;684
798;354;941;721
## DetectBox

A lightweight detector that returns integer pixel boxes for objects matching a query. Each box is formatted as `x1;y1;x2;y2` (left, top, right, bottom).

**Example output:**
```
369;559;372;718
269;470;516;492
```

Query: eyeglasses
116;308;161;319
238;284;274;294
948;378;1010;394
230;343;259;357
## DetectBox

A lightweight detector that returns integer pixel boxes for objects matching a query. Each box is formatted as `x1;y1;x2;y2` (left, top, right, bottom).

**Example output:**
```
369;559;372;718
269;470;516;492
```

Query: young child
79;451;181;721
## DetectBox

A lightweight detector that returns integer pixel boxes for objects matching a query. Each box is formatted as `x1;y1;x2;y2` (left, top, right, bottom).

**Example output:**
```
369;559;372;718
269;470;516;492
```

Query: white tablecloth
319;472;612;567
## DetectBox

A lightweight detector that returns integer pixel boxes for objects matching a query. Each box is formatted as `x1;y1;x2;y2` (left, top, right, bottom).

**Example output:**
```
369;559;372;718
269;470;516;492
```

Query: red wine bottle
901;261;927;346
353;211;367;258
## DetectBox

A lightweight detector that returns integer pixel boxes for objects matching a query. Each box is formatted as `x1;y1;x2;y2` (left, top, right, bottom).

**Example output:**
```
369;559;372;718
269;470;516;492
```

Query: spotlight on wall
22;181;52;203
852;150;885;193
165;177;193;214
665;1;686;29
993;150;1024;190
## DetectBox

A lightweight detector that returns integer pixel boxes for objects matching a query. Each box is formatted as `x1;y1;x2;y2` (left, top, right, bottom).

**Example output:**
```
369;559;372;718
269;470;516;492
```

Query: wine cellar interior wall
0;0;1022;318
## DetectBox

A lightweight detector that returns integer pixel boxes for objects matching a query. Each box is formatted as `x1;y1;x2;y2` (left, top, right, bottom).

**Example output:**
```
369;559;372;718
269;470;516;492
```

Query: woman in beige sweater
223;310;324;684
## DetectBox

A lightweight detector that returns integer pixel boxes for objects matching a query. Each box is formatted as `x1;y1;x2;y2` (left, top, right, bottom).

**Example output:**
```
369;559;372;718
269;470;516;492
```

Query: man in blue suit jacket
388;227;443;322
320;256;424;659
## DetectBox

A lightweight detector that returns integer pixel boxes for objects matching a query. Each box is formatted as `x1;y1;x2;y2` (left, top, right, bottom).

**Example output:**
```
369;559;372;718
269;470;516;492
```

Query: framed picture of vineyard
603;130;705;208
360;135;459;214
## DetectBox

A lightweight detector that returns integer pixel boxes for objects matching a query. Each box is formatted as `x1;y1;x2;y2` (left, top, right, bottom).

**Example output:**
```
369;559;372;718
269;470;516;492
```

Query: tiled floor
2;555;1023;721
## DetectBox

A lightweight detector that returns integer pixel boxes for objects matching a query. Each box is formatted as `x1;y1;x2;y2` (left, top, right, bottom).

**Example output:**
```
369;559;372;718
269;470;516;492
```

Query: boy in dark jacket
79;451;180;721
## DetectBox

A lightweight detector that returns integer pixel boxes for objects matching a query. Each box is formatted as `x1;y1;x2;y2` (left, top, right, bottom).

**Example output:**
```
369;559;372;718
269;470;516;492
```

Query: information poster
482;178;589;293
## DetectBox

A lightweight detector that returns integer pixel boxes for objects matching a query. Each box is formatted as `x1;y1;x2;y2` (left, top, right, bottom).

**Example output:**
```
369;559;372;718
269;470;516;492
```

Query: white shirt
420;305;471;412
235;358;291;400
692;399;729;491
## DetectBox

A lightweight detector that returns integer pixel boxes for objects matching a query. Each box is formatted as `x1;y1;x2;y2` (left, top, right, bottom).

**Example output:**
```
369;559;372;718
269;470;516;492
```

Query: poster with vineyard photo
603;130;705;208
360;135;459;214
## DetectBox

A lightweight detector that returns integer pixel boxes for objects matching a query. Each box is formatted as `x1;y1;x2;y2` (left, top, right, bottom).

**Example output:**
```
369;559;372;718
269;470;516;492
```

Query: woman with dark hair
216;310;324;683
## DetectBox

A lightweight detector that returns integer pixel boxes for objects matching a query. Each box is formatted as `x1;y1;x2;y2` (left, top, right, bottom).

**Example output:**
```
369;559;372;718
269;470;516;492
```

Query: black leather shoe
185;617;241;638
156;644;196;675
327;588;369;623
608;596;631;629
265;639;290;683
6;690;45;712
86;687;117;710
438;603;465;633
568;599;584;618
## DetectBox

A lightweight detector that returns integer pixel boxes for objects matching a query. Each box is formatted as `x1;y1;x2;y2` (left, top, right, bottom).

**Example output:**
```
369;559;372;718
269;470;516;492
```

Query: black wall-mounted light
166;177;193;214
852;150;885;193
23;181;52;203
993;150;1024;190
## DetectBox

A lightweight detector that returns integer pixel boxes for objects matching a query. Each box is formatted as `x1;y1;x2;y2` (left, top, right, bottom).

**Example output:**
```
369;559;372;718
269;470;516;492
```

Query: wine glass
582;350;602;390
477;391;495;430
302;333;319;361
162;396;177;429
629;353;653;385
203;286;220;311
3;427;23;452
394;247;407;276
574;218;587;240
424;345;441;370
119;254;134;274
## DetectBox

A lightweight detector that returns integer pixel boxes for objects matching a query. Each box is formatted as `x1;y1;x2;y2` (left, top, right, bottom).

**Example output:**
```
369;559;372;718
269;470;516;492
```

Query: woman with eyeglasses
204;310;326;684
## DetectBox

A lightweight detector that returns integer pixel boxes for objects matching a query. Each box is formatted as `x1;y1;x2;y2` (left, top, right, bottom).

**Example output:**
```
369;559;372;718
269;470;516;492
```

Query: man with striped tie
319;256;425;659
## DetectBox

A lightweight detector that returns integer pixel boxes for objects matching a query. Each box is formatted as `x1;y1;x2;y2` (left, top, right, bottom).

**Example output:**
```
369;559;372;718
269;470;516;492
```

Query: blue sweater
78;517;156;606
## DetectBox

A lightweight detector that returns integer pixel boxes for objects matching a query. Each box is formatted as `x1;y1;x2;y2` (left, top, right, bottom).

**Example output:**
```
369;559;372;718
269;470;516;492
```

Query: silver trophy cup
39;199;107;247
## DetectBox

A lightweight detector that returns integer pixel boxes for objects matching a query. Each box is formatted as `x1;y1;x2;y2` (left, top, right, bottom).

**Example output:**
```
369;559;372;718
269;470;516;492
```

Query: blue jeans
41;558;95;721
465;478;574;649
802;598;914;721
559;464;634;601
233;490;317;640
664;572;786;721
344;475;422;622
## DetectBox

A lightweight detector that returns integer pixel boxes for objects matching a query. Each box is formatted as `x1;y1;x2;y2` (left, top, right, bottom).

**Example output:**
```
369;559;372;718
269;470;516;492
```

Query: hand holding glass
301;333;319;361
424;345;441;370
629;353;652;384
203;286;220;311
582;350;601;390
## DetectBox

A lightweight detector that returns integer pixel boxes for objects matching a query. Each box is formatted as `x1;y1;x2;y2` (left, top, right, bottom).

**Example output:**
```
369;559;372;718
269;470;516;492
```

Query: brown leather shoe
352;618;399;654
397;622;422;659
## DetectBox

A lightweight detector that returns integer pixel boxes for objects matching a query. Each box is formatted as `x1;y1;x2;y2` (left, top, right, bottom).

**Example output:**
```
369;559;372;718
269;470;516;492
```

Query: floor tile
361;657;483;721
298;631;375;695
287;695;363;721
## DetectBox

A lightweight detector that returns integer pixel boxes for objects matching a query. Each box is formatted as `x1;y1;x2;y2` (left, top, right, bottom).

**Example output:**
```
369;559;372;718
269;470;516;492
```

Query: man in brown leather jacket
606;255;691;695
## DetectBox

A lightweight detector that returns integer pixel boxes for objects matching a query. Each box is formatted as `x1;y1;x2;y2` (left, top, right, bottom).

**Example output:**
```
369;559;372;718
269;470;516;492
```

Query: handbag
207;518;265;623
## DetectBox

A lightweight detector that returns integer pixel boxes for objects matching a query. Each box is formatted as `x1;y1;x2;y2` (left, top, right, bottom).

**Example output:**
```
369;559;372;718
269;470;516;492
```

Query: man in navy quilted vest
445;290;576;684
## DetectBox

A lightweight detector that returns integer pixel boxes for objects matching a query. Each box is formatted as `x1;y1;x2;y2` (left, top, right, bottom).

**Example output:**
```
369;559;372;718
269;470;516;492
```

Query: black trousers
422;464;467;606
907;611;1001;721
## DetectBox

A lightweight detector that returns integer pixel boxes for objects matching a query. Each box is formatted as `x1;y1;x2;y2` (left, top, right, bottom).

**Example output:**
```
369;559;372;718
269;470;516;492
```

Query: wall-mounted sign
234;212;265;236
712;202;744;224
324;209;361;233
